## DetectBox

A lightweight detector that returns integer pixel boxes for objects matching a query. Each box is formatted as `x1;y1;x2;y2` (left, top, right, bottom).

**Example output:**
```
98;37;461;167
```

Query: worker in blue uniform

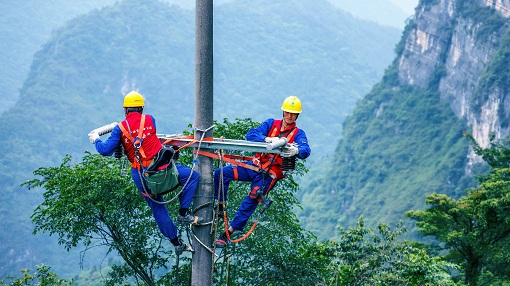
88;91;201;255
214;96;311;247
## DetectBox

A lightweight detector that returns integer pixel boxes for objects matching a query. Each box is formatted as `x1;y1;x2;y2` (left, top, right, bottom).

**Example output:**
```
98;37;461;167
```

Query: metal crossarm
157;134;286;154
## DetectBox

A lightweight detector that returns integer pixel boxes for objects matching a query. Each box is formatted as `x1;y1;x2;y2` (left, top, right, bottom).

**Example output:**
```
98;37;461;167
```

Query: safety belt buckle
133;138;143;149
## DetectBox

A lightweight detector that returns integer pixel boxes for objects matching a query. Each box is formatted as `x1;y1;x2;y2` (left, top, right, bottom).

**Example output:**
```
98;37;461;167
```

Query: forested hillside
0;0;400;278
1;0;412;115
0;0;117;114
299;0;510;240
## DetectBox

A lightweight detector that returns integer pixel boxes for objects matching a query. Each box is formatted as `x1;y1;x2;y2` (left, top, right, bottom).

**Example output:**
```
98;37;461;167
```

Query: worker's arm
246;118;274;142
94;125;122;156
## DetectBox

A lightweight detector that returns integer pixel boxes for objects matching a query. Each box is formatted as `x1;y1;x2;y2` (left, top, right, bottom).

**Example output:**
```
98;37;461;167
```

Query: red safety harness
118;114;154;170
252;119;298;179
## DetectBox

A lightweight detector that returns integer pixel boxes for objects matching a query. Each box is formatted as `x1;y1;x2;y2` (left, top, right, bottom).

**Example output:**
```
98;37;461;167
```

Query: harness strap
135;115;147;159
194;150;261;173
162;136;213;152
253;124;298;178
232;165;239;180
118;115;151;169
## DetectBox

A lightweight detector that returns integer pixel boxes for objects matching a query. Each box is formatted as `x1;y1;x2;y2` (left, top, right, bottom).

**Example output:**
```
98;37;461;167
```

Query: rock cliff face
398;0;510;162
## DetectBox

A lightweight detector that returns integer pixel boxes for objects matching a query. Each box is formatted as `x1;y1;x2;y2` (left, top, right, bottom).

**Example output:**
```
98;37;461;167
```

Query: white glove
266;137;288;150
88;131;100;144
282;145;299;157
264;137;279;143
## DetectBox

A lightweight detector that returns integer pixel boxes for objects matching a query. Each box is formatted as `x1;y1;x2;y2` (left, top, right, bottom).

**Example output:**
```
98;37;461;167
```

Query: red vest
119;113;162;169
253;119;299;179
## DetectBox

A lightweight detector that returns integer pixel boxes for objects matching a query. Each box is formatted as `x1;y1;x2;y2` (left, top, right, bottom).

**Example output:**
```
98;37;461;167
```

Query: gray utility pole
191;0;214;285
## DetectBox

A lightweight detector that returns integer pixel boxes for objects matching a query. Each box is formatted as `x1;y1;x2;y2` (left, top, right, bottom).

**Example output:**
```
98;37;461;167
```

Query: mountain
1;0;407;116
0;0;400;277
0;0;117;114
0;0;226;115
299;0;510;240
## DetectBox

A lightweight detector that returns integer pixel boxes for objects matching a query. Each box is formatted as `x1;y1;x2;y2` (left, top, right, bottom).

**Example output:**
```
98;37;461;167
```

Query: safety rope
209;148;224;281
224;212;258;243
189;201;218;257
177;125;219;256
214;148;260;245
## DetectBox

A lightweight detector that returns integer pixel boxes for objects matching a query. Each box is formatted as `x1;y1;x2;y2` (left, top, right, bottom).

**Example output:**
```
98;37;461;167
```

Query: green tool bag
144;147;180;196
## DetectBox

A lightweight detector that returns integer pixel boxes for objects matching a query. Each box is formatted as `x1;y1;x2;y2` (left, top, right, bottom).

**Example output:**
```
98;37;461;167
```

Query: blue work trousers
131;164;199;240
214;163;277;230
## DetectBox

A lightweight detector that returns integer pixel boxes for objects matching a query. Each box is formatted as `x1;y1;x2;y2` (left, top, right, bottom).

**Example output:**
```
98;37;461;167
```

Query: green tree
23;153;180;286
467;132;510;169
0;264;73;286
406;135;510;285
326;217;457;285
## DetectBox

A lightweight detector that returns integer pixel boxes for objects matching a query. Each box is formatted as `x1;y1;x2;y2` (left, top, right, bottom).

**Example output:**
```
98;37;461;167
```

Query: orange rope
176;139;198;152
162;136;214;152
223;210;258;243
161;137;199;152
195;150;261;173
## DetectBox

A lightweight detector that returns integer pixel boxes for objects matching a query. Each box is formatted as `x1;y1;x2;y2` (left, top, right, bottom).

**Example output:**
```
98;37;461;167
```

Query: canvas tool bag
144;147;180;196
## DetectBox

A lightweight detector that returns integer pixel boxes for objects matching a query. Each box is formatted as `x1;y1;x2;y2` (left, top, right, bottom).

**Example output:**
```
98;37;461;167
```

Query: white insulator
266;137;288;150
92;122;118;136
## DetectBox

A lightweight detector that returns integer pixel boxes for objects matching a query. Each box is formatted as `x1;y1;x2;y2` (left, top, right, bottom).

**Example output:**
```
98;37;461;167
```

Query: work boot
177;213;204;225
215;231;229;248
174;238;194;256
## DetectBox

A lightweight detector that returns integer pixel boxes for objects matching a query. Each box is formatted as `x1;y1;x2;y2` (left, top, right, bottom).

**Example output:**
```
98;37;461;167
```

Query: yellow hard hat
123;91;145;108
281;96;302;113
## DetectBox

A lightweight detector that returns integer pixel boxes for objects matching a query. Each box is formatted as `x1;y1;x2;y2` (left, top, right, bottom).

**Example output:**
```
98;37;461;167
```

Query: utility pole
191;0;214;285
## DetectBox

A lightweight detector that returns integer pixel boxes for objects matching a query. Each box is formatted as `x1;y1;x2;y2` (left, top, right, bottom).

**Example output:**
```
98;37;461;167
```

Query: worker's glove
264;137;279;143
282;145;299;157
88;131;100;144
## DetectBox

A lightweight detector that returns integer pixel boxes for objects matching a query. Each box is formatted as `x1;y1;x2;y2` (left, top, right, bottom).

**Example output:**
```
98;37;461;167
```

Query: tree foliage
326;217;457;286
23;153;179;285
467;132;510;169
406;134;510;285
0;264;73;286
